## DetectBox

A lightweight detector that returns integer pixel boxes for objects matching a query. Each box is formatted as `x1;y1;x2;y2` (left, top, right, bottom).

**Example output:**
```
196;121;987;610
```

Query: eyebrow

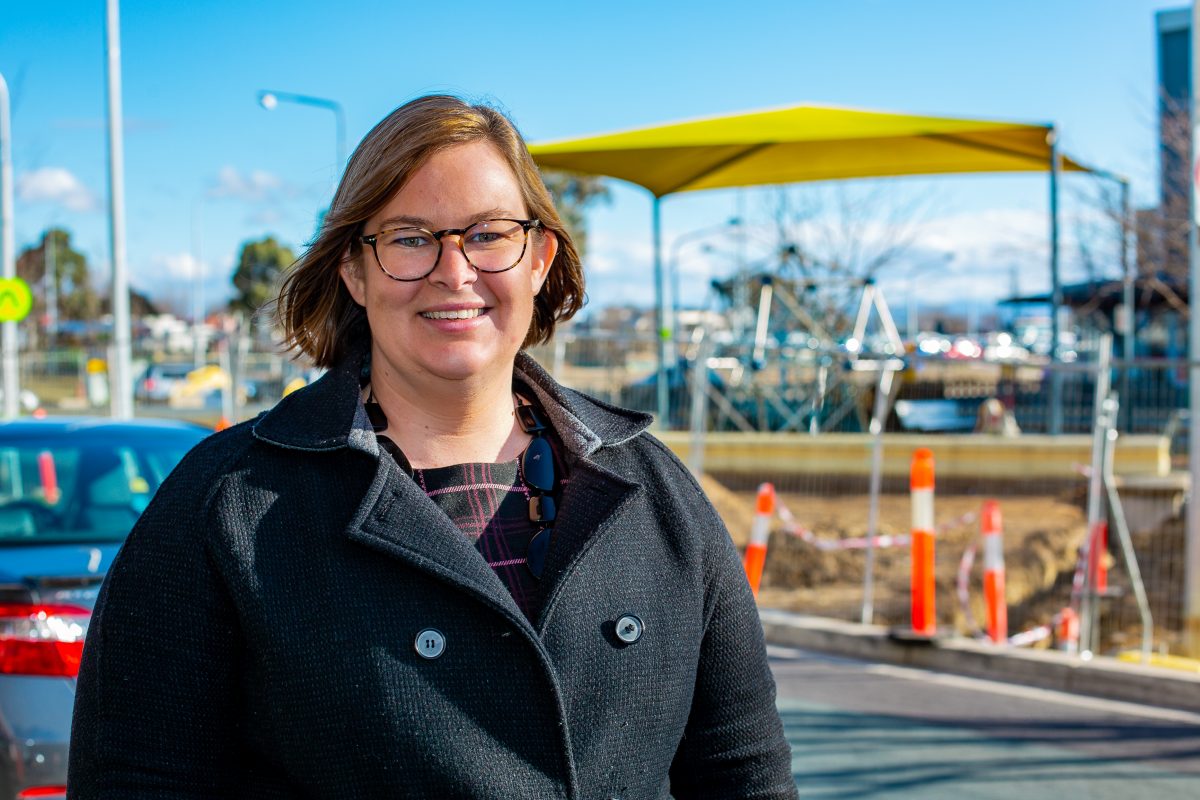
375;208;521;231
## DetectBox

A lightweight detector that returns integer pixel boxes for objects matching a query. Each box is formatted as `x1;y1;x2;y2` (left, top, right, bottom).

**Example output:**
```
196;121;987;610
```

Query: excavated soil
699;475;1089;639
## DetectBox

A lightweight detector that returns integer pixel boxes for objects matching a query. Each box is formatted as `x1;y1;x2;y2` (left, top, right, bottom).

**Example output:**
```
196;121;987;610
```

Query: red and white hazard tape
775;498;974;553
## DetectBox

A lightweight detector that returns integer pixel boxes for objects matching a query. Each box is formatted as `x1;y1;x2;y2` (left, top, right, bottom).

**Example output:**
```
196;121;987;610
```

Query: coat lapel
536;457;642;628
343;456;532;630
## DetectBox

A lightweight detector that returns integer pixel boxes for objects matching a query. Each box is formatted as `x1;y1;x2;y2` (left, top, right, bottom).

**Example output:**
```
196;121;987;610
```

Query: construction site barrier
910;448;936;637
981;499;1007;644
743;482;774;597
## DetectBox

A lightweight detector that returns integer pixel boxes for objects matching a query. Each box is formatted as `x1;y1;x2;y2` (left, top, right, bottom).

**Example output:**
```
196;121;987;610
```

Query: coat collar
251;340;653;636
251;342;653;459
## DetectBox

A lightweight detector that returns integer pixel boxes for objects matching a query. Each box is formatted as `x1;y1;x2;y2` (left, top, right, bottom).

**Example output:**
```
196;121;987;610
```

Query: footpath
760;609;1200;713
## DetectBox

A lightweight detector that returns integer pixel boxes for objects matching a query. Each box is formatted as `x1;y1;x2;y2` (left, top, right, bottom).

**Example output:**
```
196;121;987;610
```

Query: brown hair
276;94;585;368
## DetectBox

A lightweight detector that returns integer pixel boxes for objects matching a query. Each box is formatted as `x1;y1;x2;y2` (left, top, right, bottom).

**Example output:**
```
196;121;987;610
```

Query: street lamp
257;90;347;171
668;217;742;332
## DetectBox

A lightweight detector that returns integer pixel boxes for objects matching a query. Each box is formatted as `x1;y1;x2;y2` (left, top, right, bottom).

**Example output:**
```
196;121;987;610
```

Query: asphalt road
770;645;1200;799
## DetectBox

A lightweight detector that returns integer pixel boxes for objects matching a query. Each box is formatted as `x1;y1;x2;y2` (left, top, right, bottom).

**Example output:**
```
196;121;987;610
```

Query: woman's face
341;140;557;390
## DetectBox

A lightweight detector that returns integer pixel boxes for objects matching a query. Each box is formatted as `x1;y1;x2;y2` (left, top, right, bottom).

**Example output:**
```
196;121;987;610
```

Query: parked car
0;417;209;800
134;362;195;403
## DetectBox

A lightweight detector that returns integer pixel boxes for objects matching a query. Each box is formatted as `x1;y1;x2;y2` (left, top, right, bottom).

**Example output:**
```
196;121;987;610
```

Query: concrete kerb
760;609;1200;713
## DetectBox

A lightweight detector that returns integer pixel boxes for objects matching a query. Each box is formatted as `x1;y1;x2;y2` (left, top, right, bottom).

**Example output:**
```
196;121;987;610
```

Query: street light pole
668;217;742;332
0;72;17;420
257;90;347;173
105;0;133;419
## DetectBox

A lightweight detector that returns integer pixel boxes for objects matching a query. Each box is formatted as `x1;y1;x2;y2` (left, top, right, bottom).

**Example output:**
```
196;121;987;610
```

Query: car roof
0;416;211;441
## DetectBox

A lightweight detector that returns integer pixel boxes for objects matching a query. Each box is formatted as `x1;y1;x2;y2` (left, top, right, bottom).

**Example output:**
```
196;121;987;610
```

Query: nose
428;233;478;290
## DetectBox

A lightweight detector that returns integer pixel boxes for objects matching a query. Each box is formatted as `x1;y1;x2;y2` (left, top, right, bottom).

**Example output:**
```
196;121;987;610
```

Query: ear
529;229;557;295
339;250;367;307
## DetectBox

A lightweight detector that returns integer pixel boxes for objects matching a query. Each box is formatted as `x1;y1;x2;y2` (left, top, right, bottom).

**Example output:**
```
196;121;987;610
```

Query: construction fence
17;329;1194;657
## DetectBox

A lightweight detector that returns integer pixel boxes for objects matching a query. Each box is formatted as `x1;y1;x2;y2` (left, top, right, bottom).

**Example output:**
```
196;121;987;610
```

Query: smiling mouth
420;308;485;320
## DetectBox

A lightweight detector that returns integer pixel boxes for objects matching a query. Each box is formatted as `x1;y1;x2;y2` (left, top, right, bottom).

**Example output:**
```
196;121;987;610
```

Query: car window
0;435;200;544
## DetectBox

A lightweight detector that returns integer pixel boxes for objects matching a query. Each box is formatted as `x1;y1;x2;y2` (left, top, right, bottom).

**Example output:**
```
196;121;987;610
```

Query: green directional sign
0;277;33;322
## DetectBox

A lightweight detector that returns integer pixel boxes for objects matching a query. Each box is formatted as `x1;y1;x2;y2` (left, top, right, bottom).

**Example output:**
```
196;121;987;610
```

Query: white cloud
583;231;653;276
16;167;100;212
208;166;284;201
150;252;211;281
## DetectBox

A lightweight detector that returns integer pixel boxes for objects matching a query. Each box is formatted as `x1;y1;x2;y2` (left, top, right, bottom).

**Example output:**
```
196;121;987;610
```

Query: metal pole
1048;130;1064;435
687;327;711;478
1185;1;1200;658
191;198;206;369
653;196;670;428
1101;394;1154;663
0;73;17;420
105;0;133;419
46;229;57;345
1120;179;1134;432
1080;334;1113;656
861;364;895;625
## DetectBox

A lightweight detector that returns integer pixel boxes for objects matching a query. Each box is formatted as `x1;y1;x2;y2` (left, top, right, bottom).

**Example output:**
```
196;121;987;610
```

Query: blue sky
0;0;1186;318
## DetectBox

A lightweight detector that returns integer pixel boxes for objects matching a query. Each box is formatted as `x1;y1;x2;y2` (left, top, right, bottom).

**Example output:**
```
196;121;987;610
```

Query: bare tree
709;182;935;342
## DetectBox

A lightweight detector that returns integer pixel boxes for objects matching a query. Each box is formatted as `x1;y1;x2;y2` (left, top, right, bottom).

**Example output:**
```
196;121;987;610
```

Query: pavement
760;609;1200;714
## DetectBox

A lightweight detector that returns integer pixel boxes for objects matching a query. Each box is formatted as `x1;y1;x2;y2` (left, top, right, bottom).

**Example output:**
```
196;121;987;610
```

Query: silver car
0;418;208;800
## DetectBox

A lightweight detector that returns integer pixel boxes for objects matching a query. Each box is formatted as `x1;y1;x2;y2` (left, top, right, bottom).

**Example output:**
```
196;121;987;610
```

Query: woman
69;95;797;799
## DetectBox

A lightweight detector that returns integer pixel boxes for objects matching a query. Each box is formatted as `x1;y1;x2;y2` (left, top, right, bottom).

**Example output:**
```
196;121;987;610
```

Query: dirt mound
704;478;1088;636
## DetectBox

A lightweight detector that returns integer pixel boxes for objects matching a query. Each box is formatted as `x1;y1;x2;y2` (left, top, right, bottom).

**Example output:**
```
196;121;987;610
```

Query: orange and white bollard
981;499;1007;643
1055;607;1079;650
743;482;775;598
910;449;936;636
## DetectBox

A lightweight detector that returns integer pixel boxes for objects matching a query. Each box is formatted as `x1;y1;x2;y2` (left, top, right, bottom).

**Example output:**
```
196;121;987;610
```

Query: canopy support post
1049;130;1064;435
653;195;671;429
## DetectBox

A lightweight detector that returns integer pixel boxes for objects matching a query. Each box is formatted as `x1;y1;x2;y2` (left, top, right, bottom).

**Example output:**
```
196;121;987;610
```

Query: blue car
0;418;208;800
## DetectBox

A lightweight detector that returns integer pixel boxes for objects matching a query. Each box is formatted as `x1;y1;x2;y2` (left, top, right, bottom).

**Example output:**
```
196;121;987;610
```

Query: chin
418;347;512;383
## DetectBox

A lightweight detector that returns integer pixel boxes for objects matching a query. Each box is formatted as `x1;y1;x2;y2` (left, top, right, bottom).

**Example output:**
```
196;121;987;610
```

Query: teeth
421;308;483;320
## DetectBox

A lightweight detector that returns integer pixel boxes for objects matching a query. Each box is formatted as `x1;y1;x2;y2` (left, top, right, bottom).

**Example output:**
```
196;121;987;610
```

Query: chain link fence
16;327;1193;655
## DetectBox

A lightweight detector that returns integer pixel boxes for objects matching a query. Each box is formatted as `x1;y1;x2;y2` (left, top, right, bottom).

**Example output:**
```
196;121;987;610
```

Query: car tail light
143;376;157;393
17;787;67;799
0;603;90;677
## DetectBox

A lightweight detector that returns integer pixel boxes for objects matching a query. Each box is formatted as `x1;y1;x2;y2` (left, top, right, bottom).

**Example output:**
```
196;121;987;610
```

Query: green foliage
541;171;611;256
230;235;295;316
16;227;99;324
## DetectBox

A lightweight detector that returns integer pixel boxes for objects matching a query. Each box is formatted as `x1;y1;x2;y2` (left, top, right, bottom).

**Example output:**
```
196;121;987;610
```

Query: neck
366;353;527;469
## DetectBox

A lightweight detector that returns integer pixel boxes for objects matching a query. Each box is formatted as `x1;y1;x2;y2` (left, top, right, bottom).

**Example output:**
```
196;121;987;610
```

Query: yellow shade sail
529;104;1089;196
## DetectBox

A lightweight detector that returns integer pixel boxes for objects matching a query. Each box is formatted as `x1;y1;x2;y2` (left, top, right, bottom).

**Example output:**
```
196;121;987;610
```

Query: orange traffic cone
743;483;775;598
214;416;232;432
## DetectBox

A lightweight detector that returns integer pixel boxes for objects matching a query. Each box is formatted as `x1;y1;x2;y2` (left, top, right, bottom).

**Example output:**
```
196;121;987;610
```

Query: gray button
415;628;446;659
615;614;644;644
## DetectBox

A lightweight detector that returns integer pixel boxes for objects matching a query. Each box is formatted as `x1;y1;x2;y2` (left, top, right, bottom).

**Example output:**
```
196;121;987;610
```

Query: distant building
1156;8;1191;277
1157;8;1190;211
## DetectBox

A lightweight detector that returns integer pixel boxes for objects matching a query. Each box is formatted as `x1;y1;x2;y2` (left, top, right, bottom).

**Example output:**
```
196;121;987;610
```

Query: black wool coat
68;348;797;799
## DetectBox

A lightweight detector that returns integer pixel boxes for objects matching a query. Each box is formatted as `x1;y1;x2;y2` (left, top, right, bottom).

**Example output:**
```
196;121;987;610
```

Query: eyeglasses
359;218;541;282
